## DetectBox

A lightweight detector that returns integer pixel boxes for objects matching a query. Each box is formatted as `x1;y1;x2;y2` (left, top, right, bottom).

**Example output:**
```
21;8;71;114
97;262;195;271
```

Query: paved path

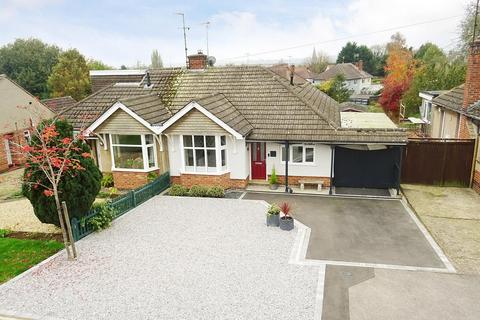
0;196;320;320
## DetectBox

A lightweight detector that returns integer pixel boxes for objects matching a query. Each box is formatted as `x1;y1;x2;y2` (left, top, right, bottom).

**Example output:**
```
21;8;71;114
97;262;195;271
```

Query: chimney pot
289;64;295;85
187;50;208;70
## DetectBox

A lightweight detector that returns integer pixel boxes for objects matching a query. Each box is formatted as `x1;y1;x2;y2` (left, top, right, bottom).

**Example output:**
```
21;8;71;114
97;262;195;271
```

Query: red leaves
41;124;59;142
279;202;292;217
21;145;34;153
61;137;72;145
81;152;91;158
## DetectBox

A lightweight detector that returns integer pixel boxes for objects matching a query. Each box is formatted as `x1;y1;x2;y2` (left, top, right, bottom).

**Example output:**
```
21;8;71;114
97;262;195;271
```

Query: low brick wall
171;173;248;189
113;171;152;189
269;175;331;187
473;170;480;194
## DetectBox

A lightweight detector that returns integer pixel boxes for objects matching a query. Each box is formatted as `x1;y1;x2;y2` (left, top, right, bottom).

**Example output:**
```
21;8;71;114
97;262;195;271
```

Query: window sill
180;170;230;176
112;167;158;173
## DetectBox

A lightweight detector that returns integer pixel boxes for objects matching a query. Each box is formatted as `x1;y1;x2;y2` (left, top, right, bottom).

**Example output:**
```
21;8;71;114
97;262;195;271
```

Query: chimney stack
463;37;480;111
187;50;208;70
289;64;295;85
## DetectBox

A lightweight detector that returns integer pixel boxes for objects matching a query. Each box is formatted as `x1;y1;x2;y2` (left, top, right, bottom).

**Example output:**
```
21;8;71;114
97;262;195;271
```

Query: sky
0;0;473;68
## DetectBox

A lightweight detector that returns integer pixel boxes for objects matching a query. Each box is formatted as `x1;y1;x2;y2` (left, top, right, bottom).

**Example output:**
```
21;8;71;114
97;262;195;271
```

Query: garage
333;145;402;190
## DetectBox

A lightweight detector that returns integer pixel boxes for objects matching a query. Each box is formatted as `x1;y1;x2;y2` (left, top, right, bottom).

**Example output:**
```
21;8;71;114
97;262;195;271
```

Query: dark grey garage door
333;146;402;189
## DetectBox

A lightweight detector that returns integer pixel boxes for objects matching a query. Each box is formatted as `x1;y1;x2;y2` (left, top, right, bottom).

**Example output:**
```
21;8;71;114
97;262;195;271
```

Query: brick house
417;38;480;193
0;75;55;172
64;52;406;190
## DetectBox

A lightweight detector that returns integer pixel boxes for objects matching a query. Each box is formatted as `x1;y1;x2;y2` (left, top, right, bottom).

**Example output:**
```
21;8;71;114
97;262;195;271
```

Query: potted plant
269;167;279;190
279;202;294;231
266;204;280;227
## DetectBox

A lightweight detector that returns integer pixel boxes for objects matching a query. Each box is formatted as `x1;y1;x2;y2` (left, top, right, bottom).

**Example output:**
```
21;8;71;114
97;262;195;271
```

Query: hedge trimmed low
168;184;225;198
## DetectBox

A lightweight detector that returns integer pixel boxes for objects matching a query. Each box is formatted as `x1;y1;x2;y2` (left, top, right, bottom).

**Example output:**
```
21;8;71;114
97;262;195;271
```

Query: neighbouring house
418;38;480;193
41;96;77;114
269;64;322;84
90;69;147;93
339;102;369;112
63;51;406;191
0;75;55;172
318;62;374;94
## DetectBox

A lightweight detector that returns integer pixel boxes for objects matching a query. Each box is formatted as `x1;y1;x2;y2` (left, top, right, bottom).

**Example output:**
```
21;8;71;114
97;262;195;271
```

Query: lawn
0;231;63;284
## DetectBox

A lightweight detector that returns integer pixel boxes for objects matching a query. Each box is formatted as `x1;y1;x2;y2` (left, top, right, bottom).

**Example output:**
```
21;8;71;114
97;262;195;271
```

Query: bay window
182;135;227;173
281;144;315;164
110;134;157;171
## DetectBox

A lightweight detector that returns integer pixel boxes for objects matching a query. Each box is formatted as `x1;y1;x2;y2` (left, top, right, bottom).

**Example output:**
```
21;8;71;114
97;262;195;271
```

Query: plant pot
279;216;294;231
266;214;280;227
269;183;279;190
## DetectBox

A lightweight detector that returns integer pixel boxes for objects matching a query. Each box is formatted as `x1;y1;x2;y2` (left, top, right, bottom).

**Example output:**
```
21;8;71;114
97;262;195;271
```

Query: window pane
305;148;314;162
113;146;144;169
183;136;193;147
112;135;141;145
220;136;226;146
194;135;204;147
281;147;287;162
184;149;194;166
207;150;216;168
206;136;215;147
221;149;226;166
145;134;154;144
147;146;155;167
195;149;205;167
292;146;303;163
259;143;265;161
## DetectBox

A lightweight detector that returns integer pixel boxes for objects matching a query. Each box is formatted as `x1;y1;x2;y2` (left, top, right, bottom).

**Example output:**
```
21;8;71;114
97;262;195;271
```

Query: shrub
188;185;209;197
147;171;159;182
267;204;281;215
169;184;189;196
22;119;102;227
88;202;117;231
0;229;11;238
206;186;225;198
101;173;114;188
269;167;278;185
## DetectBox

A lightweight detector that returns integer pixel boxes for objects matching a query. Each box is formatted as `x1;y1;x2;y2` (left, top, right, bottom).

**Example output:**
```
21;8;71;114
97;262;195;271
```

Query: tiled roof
268;64;320;84
64;66;406;144
432;84;464;112
466;100;480;120
41;96;76;114
192;93;254;136
90;70;146;92
318;63;372;81
119;94;171;125
339;102;369;112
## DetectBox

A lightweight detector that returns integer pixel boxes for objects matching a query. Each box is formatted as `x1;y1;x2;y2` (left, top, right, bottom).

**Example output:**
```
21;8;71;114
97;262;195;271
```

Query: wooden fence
401;139;475;186
71;172;170;241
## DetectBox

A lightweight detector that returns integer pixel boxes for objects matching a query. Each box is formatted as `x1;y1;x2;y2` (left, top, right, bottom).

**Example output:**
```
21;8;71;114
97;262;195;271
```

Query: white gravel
0;196;320;320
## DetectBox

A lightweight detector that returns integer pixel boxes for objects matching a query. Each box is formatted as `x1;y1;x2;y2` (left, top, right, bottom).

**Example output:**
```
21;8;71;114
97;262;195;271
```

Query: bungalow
317;62;373;94
63;52;406;192
417;37;480;193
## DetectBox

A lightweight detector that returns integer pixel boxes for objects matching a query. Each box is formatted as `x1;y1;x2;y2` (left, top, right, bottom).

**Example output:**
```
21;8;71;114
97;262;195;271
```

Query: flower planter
266;214;280;227
279;216;294;231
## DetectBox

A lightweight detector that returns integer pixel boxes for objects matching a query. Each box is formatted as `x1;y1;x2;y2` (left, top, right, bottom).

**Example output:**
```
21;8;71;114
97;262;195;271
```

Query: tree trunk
54;186;72;260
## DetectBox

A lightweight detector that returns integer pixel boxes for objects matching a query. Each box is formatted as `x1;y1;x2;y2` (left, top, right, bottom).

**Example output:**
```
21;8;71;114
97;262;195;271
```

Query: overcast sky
0;0;472;68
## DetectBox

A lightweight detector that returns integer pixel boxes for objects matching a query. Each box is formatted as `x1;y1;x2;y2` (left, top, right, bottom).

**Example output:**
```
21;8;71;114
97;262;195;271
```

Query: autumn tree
0;38;60;98
47;49;91;100
20;118;101;228
379;34;417;117
317;74;351;103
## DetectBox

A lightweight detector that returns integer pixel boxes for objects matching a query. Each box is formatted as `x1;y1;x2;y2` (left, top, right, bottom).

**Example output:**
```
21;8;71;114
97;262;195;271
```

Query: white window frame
180;134;228;175
109;134;158;172
281;144;315;165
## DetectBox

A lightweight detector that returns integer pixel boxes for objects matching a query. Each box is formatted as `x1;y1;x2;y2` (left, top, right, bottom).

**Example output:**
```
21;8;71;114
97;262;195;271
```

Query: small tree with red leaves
18;119;101;227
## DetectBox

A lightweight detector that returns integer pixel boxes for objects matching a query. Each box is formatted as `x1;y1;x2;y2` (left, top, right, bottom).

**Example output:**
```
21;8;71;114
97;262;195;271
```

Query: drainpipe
285;141;290;193
329;145;335;195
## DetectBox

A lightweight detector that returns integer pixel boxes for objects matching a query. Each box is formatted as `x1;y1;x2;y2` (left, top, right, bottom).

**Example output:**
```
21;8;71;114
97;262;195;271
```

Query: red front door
251;142;266;180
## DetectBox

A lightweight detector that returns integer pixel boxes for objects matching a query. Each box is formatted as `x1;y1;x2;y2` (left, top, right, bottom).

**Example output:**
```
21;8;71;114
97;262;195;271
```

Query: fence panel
71;172;170;240
401;139;475;186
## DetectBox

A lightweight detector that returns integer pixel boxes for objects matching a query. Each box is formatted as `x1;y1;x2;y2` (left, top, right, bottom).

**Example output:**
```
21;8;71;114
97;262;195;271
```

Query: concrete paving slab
243;193;445;269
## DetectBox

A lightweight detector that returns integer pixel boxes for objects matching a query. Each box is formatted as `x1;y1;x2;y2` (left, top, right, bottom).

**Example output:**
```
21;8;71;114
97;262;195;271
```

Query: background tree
20;118;101;227
379;34;417;116
317;74;351;103
458;1;480;54
150;49;163;68
87;59;113;70
336;42;375;75
0;38;60;98
48;49;91;100
370;44;388;77
305;48;330;73
402;43;466;116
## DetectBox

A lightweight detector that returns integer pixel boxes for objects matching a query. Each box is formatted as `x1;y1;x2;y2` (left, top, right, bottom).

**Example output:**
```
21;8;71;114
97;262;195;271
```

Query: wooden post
62;201;77;259
56;201;72;260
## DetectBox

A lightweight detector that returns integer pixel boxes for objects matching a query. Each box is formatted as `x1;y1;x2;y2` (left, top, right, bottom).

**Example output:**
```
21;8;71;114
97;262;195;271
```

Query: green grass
0;234;63;284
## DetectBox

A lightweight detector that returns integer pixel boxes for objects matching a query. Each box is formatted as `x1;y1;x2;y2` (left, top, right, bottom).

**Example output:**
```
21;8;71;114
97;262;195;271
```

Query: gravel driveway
0;196;321;320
